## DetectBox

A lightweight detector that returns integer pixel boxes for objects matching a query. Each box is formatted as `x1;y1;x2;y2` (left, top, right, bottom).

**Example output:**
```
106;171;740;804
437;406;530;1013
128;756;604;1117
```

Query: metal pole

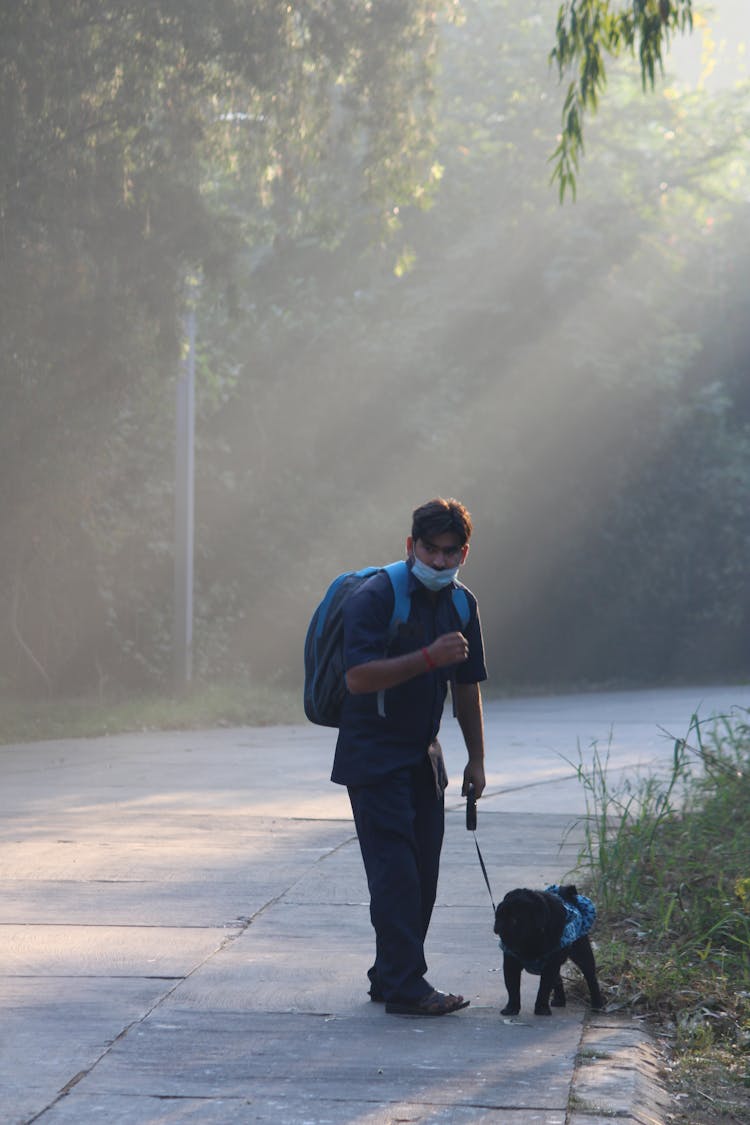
173;300;196;692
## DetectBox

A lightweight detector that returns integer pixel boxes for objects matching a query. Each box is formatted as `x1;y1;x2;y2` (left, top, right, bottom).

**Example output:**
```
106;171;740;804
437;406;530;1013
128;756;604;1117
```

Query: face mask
411;557;460;591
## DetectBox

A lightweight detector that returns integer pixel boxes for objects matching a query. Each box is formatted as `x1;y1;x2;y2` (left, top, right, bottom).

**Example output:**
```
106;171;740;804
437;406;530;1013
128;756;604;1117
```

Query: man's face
407;531;469;571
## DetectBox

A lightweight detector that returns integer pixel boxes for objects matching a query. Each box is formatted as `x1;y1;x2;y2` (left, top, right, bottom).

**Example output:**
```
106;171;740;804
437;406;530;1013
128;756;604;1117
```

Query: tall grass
567;712;750;1051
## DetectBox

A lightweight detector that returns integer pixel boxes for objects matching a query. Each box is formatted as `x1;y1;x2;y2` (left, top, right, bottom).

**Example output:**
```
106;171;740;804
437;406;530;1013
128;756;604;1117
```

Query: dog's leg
569;937;604;1010
501;954;523;1015
535;956;564;1015
550;973;566;1008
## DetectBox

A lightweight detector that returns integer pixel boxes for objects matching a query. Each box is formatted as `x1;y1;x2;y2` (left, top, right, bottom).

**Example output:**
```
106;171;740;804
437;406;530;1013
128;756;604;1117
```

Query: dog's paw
534;1004;552;1016
550;996;566;1008
500;1004;520;1016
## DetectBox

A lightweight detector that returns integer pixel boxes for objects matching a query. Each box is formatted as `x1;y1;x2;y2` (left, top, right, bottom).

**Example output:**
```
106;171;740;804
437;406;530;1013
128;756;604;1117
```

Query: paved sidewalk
1;687;746;1123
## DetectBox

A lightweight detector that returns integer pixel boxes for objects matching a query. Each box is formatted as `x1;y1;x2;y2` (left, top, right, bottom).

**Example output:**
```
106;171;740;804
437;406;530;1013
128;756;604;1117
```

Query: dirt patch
664;1042;750;1125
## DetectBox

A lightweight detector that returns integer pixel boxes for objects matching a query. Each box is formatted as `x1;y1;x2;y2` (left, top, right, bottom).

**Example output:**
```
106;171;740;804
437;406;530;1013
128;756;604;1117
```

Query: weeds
567;710;750;1060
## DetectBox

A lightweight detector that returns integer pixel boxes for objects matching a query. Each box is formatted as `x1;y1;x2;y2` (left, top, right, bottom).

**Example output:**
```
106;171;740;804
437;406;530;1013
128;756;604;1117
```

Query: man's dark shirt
331;562;487;787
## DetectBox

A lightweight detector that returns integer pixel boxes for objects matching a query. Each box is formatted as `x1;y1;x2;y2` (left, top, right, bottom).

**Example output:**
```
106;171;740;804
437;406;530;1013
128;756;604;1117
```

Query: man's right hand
426;631;469;668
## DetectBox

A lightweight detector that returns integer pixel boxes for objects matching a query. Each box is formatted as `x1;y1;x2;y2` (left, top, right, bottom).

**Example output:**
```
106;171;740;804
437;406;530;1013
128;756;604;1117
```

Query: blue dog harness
499;885;596;975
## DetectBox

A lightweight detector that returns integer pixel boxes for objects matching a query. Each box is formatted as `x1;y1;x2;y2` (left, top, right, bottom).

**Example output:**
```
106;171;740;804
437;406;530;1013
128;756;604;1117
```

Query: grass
567;713;750;1122
0;681;305;745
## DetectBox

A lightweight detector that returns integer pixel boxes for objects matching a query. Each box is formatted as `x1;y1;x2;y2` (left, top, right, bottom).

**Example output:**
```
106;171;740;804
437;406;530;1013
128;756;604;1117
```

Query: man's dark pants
348;755;444;1003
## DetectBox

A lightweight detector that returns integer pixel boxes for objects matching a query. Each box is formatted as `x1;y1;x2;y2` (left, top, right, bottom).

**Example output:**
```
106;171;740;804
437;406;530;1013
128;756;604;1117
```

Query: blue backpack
303;559;469;727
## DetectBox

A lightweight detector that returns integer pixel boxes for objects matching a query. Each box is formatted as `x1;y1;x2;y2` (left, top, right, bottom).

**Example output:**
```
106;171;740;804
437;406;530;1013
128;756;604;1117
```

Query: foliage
549;0;694;198
185;0;750;694
569;713;750;1047
568;711;750;1120
0;0;452;695
1;0;749;699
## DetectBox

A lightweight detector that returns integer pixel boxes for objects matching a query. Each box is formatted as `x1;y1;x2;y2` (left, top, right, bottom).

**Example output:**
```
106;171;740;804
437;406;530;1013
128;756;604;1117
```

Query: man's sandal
385;989;470;1016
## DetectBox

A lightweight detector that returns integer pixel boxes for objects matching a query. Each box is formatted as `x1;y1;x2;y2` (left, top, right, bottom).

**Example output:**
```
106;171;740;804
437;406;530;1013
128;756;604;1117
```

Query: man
331;497;487;1016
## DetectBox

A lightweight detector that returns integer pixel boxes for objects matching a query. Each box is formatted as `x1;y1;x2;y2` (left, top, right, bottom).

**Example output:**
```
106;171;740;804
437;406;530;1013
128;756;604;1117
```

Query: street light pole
173;294;196;693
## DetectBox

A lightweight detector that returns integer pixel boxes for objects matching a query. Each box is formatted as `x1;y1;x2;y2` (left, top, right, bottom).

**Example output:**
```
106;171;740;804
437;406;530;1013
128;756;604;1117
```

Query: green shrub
569;713;750;1046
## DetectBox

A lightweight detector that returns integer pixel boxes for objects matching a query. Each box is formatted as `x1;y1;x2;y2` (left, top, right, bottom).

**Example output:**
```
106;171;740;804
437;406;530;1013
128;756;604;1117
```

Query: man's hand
462;761;485;799
425;631;468;668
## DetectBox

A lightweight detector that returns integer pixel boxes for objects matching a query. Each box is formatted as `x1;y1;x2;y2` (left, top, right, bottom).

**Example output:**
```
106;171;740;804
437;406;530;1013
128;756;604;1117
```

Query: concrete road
0;684;746;1124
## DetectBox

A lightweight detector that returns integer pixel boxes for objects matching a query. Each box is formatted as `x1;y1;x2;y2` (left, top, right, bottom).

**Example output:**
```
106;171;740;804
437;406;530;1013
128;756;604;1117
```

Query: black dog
493;884;603;1016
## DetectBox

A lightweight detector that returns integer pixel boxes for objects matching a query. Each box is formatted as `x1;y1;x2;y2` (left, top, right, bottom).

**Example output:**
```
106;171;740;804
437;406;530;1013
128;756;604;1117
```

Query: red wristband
422;647;436;670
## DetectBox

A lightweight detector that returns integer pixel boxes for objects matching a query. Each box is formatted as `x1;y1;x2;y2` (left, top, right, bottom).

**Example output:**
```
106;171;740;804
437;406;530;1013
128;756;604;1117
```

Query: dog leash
466;785;496;913
472;832;496;913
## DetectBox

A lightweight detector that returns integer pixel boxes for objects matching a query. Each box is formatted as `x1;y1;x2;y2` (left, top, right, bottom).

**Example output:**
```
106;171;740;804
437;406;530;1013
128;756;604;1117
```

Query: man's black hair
411;497;473;545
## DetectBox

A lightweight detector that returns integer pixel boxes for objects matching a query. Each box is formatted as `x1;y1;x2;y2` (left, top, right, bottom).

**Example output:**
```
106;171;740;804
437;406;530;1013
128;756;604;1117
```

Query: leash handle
466;784;477;831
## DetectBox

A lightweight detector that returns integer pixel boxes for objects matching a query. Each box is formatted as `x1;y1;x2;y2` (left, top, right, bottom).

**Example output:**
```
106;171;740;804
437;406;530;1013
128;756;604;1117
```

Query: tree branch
549;0;694;201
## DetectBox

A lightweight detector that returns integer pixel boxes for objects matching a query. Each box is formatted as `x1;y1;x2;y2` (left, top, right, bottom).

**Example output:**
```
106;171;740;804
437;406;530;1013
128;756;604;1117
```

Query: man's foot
368;980;385;1002
367;969;385;1002
385;989;470;1016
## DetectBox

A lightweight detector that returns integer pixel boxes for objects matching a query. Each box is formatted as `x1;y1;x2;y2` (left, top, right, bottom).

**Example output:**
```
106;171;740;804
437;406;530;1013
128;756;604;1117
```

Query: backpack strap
448;583;470;718
451;584;470;630
376;561;411;717
383;560;411;632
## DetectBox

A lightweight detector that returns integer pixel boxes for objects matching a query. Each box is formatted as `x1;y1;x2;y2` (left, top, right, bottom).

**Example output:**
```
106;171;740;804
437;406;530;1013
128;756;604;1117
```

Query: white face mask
411;557;460;591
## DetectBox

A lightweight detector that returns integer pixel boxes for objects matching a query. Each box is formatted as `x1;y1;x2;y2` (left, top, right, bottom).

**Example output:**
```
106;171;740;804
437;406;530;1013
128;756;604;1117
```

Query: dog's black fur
493;885;603;1016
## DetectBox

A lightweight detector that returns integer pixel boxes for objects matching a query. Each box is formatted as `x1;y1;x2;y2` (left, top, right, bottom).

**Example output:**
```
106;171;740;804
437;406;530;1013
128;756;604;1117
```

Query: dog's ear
558;884;578;902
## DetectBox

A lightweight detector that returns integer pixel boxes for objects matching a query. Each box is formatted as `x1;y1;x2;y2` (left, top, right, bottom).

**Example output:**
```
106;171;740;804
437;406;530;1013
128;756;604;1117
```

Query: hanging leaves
549;0;694;199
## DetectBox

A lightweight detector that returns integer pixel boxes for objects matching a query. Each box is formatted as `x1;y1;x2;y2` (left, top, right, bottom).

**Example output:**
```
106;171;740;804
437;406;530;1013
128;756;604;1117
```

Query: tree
204;0;750;691
0;0;452;693
549;0;694;198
